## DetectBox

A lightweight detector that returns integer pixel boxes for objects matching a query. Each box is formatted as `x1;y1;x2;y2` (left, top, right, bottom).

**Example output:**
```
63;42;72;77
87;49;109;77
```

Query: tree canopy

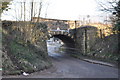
0;1;11;14
98;0;120;32
113;0;120;31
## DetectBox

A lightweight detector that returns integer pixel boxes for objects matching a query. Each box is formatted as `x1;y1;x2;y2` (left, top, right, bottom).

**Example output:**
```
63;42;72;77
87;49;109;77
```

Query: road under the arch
3;39;118;78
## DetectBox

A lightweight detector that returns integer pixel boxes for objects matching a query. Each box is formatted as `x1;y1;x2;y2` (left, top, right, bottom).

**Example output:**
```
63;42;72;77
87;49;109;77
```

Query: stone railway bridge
48;26;98;54
32;17;99;54
2;18;99;55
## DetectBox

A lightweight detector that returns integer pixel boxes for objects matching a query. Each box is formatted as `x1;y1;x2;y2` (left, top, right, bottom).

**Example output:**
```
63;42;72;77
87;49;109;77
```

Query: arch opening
52;34;75;48
47;34;76;57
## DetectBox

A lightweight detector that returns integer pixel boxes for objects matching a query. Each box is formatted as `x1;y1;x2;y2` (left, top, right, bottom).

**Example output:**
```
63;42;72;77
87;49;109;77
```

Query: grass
10;40;51;66
2;22;52;75
71;53;119;66
0;27;2;32
2;37;52;75
10;41;38;63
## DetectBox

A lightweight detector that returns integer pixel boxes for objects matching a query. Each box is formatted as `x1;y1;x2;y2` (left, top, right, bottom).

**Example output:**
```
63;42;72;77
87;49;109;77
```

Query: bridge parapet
48;29;75;39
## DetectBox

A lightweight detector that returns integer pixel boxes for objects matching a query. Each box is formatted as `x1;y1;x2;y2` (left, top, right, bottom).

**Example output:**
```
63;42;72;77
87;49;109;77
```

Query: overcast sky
1;0;109;22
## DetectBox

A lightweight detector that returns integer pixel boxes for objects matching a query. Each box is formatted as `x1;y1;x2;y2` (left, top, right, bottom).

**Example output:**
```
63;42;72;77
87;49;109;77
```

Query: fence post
100;29;102;39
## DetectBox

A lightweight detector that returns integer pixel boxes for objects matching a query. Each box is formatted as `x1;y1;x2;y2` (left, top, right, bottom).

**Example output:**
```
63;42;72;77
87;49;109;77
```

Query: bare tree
36;1;42;22
96;0;120;32
24;2;26;21
96;0;118;13
2;0;47;43
31;1;34;21
20;2;22;20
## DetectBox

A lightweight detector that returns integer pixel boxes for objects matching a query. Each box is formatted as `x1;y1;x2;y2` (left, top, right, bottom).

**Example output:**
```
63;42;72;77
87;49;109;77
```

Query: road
3;41;118;78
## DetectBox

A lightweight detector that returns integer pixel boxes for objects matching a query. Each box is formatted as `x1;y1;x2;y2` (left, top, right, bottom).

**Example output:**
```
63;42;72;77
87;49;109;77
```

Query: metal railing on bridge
49;29;69;33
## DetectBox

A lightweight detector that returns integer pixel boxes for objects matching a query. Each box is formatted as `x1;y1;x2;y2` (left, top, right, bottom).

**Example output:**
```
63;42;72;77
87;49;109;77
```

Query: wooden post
100;29;102;39
74;20;77;40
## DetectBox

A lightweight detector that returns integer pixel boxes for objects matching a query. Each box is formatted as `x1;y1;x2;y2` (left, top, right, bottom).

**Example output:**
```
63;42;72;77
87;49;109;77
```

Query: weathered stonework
75;26;98;54
48;26;98;55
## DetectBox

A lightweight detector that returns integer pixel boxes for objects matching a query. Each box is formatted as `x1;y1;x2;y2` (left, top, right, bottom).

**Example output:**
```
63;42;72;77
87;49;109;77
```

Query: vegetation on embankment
2;21;52;75
73;34;119;64
90;34;119;62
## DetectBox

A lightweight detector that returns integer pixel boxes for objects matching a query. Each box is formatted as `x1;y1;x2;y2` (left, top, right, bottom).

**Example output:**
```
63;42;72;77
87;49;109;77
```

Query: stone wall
74;26;119;62
32;17;81;30
75;26;98;55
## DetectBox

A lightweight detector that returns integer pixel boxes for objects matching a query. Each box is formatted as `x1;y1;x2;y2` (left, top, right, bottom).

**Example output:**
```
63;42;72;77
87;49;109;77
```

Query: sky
45;0;98;19
1;0;109;22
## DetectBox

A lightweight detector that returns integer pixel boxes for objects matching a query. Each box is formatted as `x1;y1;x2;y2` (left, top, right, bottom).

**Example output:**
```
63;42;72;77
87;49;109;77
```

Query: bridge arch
52;34;75;48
